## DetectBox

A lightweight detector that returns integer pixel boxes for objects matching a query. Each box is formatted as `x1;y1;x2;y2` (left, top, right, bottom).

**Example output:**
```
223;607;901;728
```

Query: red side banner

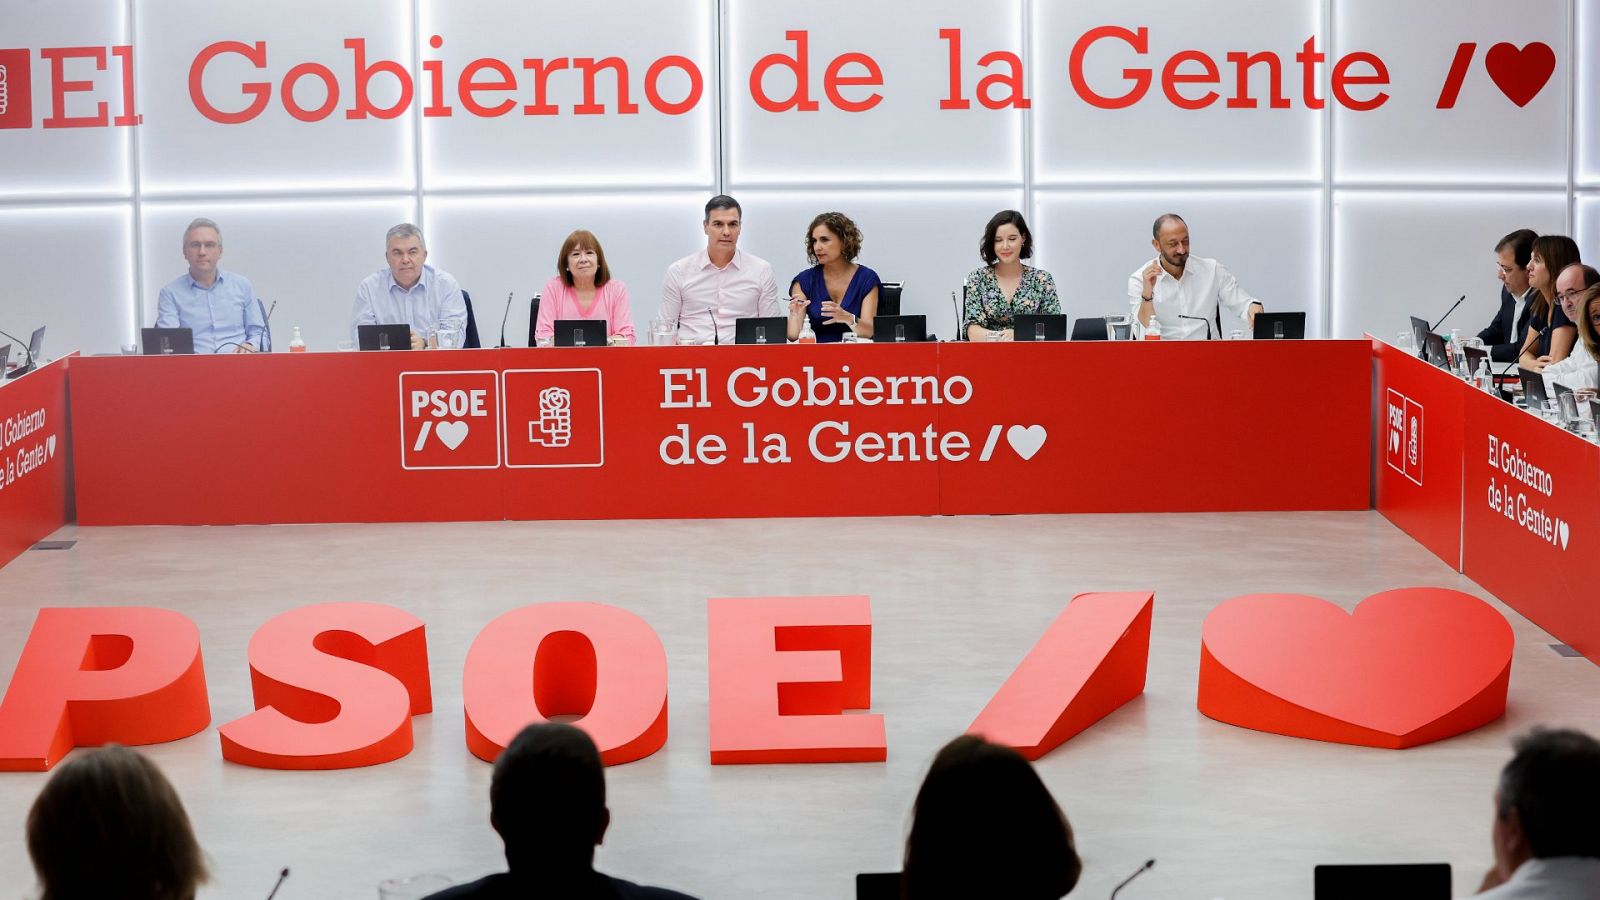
1461;389;1600;664
69;343;1371;525
1372;339;1464;569
0;356;74;567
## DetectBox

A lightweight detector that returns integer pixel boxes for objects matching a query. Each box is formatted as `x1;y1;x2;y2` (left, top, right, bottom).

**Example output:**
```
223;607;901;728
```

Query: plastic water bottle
1144;316;1162;341
1475;359;1495;393
797;318;816;344
289;326;307;353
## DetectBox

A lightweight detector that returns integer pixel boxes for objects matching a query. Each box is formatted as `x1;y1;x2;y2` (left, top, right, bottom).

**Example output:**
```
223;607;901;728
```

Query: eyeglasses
1497;264;1517;274
1557;289;1585;303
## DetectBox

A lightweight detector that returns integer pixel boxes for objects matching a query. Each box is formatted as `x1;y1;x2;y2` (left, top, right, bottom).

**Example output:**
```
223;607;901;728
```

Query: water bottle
1475;359;1495;393
797;318;816;344
1144;316;1162;341
1448;329;1464;375
289;326;307;353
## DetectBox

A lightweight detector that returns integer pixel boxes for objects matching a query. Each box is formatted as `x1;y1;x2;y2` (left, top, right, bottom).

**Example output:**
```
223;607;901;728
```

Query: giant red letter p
707;595;886;764
0;607;210;771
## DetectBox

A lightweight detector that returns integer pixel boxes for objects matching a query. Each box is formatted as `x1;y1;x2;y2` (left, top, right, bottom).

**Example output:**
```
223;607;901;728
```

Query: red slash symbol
1437;42;1556;109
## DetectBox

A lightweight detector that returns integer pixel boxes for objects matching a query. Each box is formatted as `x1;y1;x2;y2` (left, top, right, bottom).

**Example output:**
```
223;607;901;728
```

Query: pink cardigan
535;277;637;346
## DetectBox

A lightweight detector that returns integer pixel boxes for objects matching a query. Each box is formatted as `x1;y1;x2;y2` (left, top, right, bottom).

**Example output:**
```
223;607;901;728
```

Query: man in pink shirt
659;196;783;345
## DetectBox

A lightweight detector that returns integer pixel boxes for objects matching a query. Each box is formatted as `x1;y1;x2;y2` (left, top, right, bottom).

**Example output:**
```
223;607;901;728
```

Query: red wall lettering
190;41;272;125
40;46;109;128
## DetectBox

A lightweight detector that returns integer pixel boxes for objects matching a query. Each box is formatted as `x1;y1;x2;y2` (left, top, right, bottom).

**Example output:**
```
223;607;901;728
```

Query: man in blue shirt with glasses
154;218;266;353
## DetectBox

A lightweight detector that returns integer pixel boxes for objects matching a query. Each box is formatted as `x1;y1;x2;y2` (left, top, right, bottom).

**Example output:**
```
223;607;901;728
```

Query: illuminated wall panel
140;198;419;350
419;0;714;189
1034;190;1322;336
1332;192;1567;345
0;206;133;356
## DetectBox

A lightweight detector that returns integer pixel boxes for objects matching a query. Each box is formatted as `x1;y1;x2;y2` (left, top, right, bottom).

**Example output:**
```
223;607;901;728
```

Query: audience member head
27;745;208;900
902;735;1081;900
384;222;428;289
1554;264;1600;323
805;211;863;266
703;195;742;260
1577;285;1600;361
1495;229;1538;297
181;217;223;282
1150;213;1190;272
980;210;1034;267
489;723;610;875
558;229;612;288
1492;727;1600;882
1527;235;1581;316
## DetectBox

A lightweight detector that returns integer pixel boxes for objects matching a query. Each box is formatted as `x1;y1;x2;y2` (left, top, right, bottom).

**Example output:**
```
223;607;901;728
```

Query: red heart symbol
1198;588;1512;749
1484;42;1556;108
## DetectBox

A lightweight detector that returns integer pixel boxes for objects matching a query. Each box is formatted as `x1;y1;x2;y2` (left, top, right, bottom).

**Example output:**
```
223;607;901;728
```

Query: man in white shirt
1129;214;1262;340
1473;727;1600;898
659;196;782;345
351;223;467;349
1540;265;1600;394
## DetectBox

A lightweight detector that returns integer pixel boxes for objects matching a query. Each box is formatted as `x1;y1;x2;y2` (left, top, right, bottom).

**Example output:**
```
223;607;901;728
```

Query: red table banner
1461;388;1600;664
0;356;74;567
1372;339;1466;569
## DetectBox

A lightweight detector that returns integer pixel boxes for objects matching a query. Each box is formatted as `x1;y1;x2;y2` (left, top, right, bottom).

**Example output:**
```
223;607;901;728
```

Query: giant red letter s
0;607;210;771
707;595;886;764
463;602;668;766
218;602;432;769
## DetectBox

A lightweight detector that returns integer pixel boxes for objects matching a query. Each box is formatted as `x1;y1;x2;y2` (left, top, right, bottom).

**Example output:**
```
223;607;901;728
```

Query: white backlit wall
0;0;1591;353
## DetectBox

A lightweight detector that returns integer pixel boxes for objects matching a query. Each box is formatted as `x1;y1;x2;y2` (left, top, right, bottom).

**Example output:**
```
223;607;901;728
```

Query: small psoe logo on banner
0;50;33;129
398;370;502;470
503;369;604;468
1385;389;1424;486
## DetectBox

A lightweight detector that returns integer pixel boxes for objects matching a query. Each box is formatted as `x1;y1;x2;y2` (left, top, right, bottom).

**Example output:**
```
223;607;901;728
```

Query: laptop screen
1313;863;1449;900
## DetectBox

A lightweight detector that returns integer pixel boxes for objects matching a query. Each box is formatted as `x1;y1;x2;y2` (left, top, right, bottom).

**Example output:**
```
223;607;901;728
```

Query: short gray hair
386;222;425;250
182;217;222;249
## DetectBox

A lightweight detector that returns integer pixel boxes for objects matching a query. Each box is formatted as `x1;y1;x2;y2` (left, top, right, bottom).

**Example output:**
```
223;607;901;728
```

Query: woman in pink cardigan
535;229;637;346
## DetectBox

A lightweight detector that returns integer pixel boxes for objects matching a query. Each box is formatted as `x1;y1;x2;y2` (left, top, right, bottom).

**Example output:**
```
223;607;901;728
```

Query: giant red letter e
707;595;886;764
0;607;210;771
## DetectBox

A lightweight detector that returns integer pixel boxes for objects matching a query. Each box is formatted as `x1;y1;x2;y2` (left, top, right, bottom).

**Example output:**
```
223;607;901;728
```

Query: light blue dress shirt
350;264;468;344
155;268;265;354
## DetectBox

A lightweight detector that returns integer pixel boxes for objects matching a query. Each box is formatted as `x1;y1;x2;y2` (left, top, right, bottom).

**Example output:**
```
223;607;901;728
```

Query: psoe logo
0;46;140;129
0;49;32;129
398;370;502;470
502;369;604;468
1385;388;1423;486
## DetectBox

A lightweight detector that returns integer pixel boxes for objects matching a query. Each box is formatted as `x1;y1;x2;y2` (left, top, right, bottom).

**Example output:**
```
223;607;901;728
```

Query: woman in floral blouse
963;210;1060;342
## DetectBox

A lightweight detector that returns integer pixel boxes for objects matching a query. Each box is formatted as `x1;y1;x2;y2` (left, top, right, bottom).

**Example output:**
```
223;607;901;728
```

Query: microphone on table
0;326;35;377
1109;858;1155;899
1430;294;1466;332
258;298;277;352
1178;314;1213;340
497;291;513;348
264;866;290;900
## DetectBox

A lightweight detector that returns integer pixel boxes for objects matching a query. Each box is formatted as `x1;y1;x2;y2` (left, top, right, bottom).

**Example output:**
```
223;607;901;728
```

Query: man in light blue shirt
155;218;266;354
351;223;467;349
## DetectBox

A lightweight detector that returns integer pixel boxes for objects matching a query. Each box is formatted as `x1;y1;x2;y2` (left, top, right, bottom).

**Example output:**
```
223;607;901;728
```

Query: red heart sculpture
1198;588;1512;749
1484;42;1556;108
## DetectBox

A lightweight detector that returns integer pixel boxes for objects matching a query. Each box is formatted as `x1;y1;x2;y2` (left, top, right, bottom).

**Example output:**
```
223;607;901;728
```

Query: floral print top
962;265;1060;330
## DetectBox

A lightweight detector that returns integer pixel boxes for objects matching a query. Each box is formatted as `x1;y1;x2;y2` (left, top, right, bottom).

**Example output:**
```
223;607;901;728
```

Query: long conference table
1;338;1596;664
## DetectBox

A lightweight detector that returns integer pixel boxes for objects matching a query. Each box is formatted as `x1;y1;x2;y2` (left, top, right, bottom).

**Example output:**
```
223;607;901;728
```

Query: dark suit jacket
1478;286;1534;363
424;871;699;900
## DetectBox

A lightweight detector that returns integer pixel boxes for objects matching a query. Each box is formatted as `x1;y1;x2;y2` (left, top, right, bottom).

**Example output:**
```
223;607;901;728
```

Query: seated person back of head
424;723;699;900
27;744;209;900
902;734;1082;900
1476;727;1600;898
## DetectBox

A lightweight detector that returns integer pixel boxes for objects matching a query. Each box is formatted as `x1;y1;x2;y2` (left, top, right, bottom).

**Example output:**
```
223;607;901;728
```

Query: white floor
1;512;1597;900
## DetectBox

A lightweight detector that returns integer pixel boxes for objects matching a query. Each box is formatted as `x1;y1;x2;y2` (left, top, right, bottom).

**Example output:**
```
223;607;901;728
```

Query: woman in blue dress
787;212;881;342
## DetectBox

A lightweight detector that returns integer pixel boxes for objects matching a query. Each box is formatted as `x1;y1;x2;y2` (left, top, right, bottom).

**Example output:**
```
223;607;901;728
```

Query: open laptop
734;316;787;345
1014;314;1068;342
1313;863;1449;900
1462;345;1488;376
1423;332;1449;368
141;327;195;355
1070;317;1109;341
554;319;608;347
5;326;44;378
0;344;10;374
1519;367;1550;409
871;315;927;343
1253;311;1306;339
357;323;411;351
854;873;899;900
1409;315;1433;353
